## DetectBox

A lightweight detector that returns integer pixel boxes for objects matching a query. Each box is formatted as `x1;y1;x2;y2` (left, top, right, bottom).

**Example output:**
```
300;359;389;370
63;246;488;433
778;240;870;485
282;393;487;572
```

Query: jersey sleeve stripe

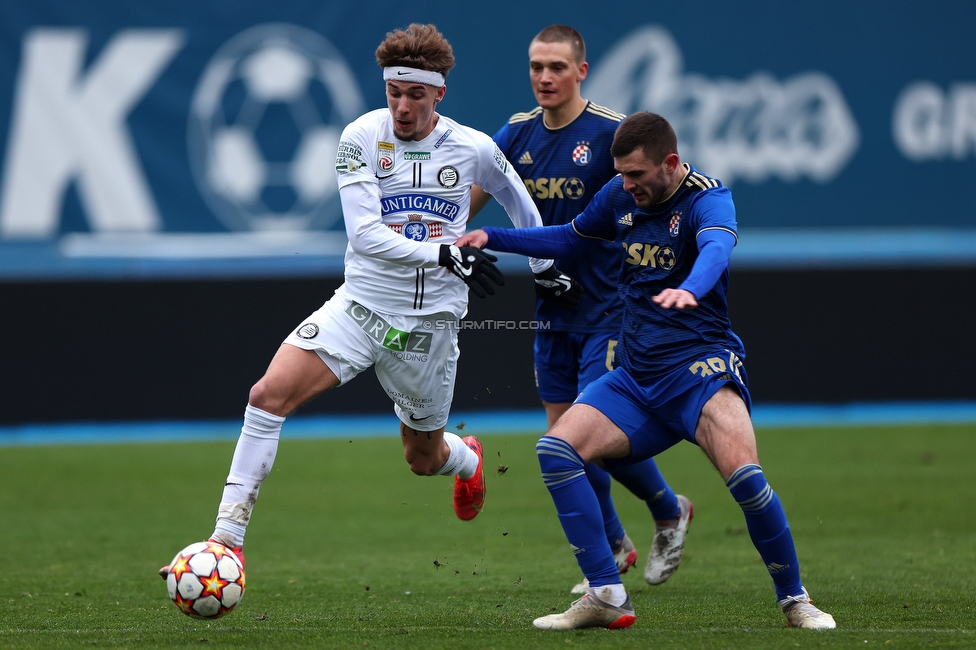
585;103;626;122
687;172;719;190
697;225;738;243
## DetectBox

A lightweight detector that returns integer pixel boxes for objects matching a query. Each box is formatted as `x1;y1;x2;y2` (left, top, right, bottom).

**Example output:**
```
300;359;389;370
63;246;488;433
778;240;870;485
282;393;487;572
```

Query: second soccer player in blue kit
470;25;693;594
460;111;836;631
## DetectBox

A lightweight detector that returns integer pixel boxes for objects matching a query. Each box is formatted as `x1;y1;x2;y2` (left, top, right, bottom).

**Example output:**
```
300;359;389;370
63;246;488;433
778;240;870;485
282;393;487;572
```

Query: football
166;541;246;619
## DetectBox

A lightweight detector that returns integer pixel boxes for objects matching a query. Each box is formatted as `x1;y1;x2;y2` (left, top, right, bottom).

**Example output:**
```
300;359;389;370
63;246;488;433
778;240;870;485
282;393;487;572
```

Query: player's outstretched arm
472;222;580;259
458;229;582;308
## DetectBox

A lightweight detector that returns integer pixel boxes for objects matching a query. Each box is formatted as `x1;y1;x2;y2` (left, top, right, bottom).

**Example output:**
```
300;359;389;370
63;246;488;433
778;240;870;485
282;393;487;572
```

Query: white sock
213;404;284;545
592;583;628;607
436;432;479;479
211;520;246;548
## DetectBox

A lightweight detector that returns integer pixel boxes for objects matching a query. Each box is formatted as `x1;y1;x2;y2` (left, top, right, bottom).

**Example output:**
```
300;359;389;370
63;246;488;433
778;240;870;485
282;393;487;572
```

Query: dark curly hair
376;23;455;79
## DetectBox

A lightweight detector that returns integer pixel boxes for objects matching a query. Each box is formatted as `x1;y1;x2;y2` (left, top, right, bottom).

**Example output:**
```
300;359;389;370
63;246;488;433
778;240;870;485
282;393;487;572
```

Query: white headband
383;66;445;87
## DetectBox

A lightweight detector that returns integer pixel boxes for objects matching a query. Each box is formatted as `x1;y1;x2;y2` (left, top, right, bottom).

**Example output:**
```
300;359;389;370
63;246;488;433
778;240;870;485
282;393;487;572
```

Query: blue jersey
493;102;624;332
572;164;743;382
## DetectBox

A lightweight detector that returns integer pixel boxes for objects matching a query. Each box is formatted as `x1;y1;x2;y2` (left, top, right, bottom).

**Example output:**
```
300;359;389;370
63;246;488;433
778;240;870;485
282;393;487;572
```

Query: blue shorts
575;347;752;464
534;330;618;404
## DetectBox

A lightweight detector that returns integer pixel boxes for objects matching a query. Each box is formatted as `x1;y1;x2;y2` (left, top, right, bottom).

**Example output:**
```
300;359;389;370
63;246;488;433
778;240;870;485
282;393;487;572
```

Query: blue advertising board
1;0;974;279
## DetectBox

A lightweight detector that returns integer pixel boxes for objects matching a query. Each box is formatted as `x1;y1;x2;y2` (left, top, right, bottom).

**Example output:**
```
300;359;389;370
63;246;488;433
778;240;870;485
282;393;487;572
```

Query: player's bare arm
468;185;492;220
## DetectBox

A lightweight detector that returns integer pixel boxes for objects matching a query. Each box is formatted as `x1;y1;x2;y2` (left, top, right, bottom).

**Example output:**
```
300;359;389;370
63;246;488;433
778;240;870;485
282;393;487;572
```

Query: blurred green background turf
1;424;974;649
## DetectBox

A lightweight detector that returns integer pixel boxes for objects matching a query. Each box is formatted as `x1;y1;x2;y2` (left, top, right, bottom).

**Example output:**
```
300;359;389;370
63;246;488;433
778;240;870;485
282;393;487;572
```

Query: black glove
439;244;505;298
534;265;583;308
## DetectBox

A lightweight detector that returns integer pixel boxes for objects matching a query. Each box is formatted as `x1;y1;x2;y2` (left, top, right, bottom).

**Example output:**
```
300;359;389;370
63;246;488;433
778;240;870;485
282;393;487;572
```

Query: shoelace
572;595;596;611
778;593;812;608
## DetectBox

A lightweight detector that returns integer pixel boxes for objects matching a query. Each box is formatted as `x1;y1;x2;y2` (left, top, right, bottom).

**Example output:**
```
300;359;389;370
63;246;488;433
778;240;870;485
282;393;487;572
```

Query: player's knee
247;380;269;409
248;379;294;416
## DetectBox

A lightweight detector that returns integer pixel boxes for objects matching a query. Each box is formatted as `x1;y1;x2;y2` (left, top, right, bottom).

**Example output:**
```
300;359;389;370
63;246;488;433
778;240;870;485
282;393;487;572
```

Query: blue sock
726;464;803;600
537;436;619;587
584;462;626;550
610;458;680;521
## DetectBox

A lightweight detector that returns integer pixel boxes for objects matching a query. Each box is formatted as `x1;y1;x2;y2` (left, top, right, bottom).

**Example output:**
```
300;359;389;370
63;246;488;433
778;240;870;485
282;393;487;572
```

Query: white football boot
645;494;693;585
533;586;635;630
778;587;836;629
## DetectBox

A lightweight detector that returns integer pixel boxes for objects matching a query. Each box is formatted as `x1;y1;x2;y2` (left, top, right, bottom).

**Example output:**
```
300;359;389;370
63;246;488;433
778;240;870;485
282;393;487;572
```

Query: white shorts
283;289;459;432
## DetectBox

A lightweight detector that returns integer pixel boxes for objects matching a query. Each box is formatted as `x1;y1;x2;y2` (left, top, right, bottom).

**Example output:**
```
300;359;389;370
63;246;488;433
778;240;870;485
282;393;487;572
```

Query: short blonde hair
532;25;585;64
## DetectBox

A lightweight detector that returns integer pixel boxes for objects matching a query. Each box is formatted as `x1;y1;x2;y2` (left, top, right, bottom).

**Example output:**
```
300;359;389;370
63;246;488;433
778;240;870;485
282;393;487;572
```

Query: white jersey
334;108;550;318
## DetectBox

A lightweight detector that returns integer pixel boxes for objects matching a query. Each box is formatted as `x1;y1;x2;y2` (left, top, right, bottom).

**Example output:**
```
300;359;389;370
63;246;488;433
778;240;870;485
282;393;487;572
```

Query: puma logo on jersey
518;151;534;165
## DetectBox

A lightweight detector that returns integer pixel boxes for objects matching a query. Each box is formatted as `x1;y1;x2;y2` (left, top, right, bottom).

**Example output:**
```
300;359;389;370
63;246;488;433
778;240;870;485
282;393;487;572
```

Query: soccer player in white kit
160;23;563;577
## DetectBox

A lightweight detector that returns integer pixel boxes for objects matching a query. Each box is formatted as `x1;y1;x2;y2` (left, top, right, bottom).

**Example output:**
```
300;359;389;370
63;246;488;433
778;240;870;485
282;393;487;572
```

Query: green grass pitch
1;423;974;649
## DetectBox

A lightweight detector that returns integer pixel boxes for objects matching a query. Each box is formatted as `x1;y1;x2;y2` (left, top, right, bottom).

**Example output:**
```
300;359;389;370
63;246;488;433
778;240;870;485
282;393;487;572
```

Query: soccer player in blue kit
470;25;693;593
458;112;836;631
